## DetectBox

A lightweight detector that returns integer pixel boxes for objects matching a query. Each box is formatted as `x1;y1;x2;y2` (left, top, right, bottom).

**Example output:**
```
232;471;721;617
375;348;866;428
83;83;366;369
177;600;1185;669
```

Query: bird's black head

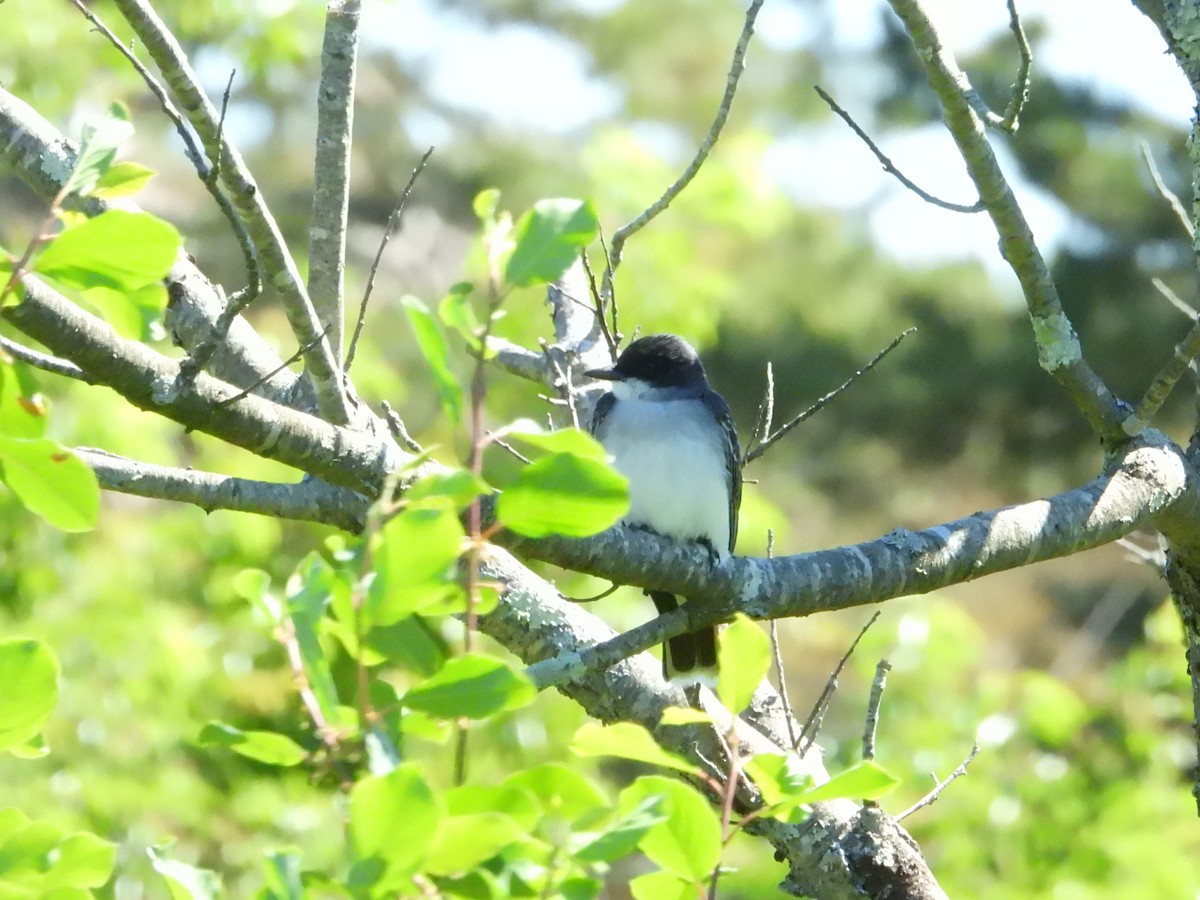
586;333;708;388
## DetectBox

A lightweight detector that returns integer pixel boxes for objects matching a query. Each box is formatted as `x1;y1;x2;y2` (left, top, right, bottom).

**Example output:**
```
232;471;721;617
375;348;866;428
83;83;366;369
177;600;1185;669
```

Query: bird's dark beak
584;366;622;381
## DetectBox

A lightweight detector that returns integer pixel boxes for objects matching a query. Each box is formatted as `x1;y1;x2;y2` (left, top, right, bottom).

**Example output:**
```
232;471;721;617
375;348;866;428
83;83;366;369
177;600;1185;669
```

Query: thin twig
559;583;621;604
896;743;980;821
862;658;892;764
1124;313;1200;435
765;530;800;750
380;400;423;453
213;321;333;411
815;85;985;214
708;728;741;900
491;437;533;465
1152;277;1198;320
580;250;618;359
600;0;764;300
0;334;91;383
346;146;434;373
796;611;881;755
539;339;580;429
996;0;1031;132
1139;140;1192;239
746;362;775;458
746;328;915;464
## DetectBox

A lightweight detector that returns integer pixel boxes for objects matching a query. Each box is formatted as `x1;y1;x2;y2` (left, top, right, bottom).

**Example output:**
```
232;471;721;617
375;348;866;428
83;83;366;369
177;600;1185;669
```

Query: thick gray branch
520;437;1188;686
6;276;396;496
307;0;361;364
478;546;945;899
0;88;303;407
77;448;368;531
109;0;352;424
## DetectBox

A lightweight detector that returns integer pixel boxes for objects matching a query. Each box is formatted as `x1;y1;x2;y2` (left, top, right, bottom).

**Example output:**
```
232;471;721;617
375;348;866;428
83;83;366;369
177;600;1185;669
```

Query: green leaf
504;198;599;288
619;776;721;881
717;614;771;714
0;362;47;440
0;437;99;531
571;796;666;864
497;451;628;538
502;423;609;459
742;753;812;808
444;785;541;833
790;760;901;805
438;282;483;350
401;295;462;425
261;849;304;900
62;104;134;197
405;469;490;512
501;763;608;821
402;654;535;720
82;282;167;340
368;505;465;626
91;161;156;198
0;638;59;751
658;706;714;726
284;555;340;723
629;871;694;900
35;210;180;292
51;831;117;888
350;763;441;875
232;568;281;623
423;813;526;875
571;722;702;775
197;721;307;767
364;616;448;676
148;841;222;900
472;188;501;224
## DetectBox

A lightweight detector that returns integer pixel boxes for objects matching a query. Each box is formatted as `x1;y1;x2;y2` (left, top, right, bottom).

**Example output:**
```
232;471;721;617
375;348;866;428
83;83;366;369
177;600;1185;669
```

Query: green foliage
0;434;98;532
571;721;702;775
717;614;771;714
0;807;116;896
0;639;58;753
401;295;463;426
504;198;600;287
196;721;307;767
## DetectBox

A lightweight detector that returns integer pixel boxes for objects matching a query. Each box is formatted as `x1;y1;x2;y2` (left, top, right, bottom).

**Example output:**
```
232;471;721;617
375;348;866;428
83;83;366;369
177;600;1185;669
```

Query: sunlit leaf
630;871;694;900
197;721;307;766
402;654;535;720
497;451;627;538
619;776;721;881
423;813;526;875
91;160;156;198
571;796;666;863
502;763;608;821
0;638;58;752
284;555;340;724
658;706;713;726
444;784;541;832
149;841;222;900
350;763;441;876
742;753;812;808
35;210;179;292
502;423;610;460
505;198;599;287
62;103;134;197
0;361;47;439
571;722;701;775
401;295;462;424
0;436;99;531
261;849;304;900
717;614;771;714
368;504;465;625
790;760;901;805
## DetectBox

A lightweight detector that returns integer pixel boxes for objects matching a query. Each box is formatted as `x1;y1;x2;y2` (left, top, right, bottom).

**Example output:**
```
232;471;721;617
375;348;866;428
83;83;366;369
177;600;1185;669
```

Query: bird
586;333;741;686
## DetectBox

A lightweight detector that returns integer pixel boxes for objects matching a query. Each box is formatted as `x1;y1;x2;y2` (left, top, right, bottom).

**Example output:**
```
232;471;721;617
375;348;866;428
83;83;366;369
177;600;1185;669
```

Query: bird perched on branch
586;333;741;686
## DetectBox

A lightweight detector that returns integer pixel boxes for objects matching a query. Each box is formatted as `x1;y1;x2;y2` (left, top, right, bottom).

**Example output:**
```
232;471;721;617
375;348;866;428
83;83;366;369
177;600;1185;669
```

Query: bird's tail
648;591;718;688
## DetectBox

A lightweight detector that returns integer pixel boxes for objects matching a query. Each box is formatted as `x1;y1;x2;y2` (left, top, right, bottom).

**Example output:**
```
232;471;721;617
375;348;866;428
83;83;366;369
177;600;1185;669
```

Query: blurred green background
2;0;1198;896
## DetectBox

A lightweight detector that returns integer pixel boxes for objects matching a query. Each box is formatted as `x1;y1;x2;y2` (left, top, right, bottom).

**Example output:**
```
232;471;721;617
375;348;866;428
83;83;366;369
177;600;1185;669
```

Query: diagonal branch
308;0;362;367
884;0;1126;441
77;448;369;531
109;0;352;424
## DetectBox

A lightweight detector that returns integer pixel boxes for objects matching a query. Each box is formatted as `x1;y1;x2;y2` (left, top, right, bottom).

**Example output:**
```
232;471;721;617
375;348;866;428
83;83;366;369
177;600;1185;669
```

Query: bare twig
746;328;914;464
0;335;91;383
995;0;1031;132
539;339;580;429
580;250;618;359
862;659;892;765
796;611;881;755
1140;140;1192;239
380;400;423;453
745;362;775;462
346;146;434;373
1117;534;1168;570
815;85;985;213
1123;314;1200;434
213;321;334;411
600;0;764;300
709;728;741;900
896;743;980;821
1153;277;1198;320
766;530;800;749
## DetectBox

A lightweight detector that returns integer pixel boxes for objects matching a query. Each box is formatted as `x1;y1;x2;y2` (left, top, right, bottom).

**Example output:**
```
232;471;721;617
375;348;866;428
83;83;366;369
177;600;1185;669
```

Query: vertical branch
110;0;351;425
308;0;362;368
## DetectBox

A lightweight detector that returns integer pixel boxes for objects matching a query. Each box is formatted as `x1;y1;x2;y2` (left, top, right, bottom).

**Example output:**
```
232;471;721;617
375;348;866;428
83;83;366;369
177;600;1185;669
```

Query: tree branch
884;0;1126;441
109;0;352;424
77;448;368;531
308;0;361;367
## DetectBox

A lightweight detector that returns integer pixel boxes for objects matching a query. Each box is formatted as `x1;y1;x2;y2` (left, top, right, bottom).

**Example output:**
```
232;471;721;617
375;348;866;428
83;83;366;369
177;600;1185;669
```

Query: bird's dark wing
701;389;742;553
590;391;616;439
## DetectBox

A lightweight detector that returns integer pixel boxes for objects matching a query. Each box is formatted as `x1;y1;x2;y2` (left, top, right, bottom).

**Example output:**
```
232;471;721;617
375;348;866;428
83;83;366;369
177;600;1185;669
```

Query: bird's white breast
597;393;732;555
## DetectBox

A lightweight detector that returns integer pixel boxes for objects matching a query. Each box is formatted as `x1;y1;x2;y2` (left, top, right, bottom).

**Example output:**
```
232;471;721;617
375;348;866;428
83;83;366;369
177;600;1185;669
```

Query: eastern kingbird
586;334;741;685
